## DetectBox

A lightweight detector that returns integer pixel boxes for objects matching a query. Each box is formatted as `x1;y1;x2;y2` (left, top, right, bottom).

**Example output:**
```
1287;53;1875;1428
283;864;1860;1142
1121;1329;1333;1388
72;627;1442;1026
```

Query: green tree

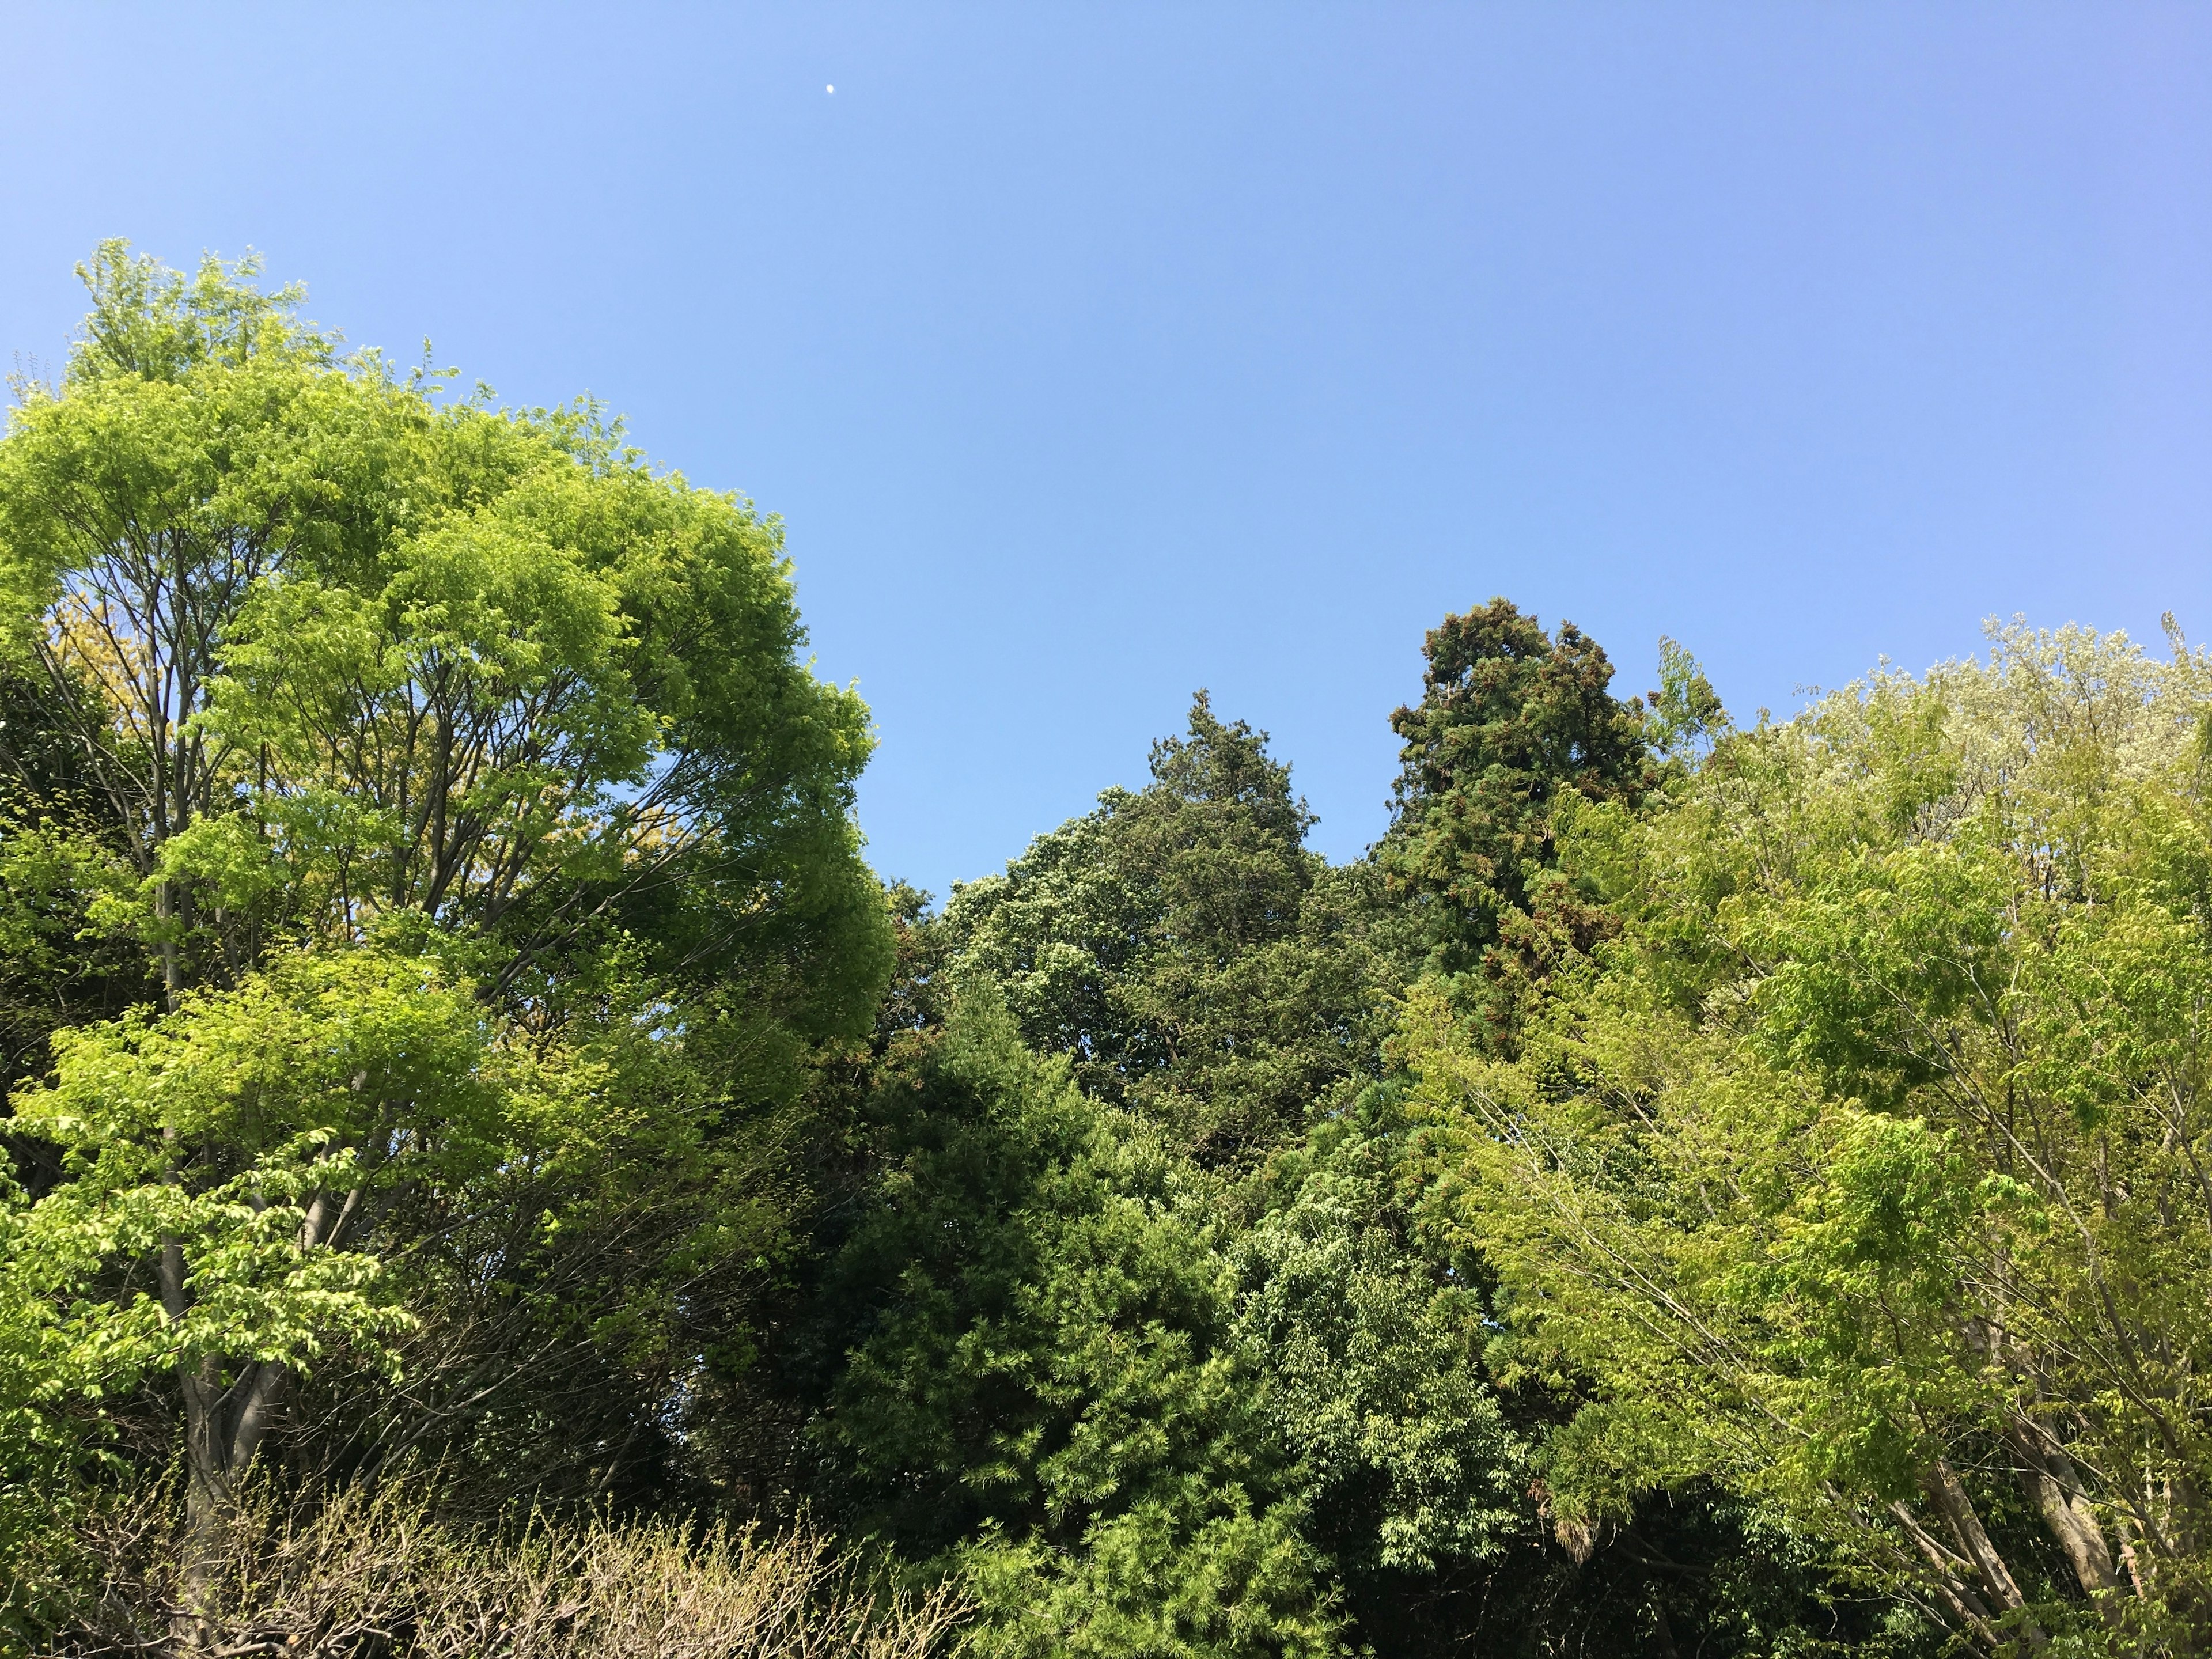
1227;1087;1530;1645
942;692;1400;1167
782;652;1909;1657
1414;622;2212;1652
1381;598;1652;1047
0;244;890;1620
806;988;1342;1658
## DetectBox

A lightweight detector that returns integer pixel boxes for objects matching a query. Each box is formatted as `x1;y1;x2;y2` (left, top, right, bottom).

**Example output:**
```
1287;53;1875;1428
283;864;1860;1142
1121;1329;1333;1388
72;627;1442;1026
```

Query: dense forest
3;248;2209;1658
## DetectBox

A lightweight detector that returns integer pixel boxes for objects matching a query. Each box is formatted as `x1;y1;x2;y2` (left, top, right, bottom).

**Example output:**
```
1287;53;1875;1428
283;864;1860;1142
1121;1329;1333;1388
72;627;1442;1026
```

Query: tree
859;690;1853;1657
1227;1087;1529;1650
1412;622;2212;1651
805;988;1342;1658
942;692;1400;1166
1381;598;1652;1047
0;244;890;1612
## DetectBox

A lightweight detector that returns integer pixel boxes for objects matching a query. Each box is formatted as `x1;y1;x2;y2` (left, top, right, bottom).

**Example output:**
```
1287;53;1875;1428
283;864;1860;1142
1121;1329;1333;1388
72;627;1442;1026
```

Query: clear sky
4;4;2209;897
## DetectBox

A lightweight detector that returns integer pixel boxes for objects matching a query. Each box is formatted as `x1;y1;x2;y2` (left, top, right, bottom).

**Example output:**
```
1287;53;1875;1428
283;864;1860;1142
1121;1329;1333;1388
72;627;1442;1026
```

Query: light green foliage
1;950;467;1506
0;244;892;1642
0;244;884;992
9;939;599;1404
1412;622;2212;1649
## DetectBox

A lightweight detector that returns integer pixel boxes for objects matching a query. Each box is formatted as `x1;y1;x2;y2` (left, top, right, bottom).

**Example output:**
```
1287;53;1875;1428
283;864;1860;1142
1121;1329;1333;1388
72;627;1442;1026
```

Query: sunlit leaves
1412;622;2212;1642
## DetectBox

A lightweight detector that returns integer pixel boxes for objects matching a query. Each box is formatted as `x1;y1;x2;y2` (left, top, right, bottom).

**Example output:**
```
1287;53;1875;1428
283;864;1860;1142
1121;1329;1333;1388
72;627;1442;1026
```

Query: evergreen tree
806;989;1341;1658
944;692;1400;1166
1381;597;1652;1047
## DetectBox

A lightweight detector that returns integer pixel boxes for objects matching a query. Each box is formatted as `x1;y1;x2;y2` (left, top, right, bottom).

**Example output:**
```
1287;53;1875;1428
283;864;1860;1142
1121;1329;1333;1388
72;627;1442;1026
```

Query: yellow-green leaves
63;241;336;385
1410;622;2212;1642
20;945;492;1155
0;245;881;985
0;243;896;1638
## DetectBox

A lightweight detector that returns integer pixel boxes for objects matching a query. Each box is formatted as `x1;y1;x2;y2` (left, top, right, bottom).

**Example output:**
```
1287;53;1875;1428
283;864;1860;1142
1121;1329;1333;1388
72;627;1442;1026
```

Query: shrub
43;1479;964;1659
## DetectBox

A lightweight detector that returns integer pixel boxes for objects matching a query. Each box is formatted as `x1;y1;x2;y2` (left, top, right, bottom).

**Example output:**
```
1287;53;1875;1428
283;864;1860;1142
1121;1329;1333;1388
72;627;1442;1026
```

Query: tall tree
1381;598;1651;1046
942;692;1399;1166
0;245;891;1608
1414;622;2212;1650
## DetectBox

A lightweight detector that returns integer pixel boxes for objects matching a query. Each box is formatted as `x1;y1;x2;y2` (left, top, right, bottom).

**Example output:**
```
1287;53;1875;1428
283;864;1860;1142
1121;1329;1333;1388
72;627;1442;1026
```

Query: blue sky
4;4;2209;897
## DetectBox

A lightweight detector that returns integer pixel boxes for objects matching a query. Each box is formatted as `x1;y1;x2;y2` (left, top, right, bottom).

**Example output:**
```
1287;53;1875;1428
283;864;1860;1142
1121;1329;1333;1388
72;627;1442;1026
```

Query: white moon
826;84;835;93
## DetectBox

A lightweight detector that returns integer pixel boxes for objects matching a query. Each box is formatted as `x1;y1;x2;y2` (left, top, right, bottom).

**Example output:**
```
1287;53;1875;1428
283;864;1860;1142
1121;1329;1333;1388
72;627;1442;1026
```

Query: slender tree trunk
156;872;221;1646
1889;1500;2003;1650
161;1153;358;1645
178;1358;229;1620
158;1222;222;1647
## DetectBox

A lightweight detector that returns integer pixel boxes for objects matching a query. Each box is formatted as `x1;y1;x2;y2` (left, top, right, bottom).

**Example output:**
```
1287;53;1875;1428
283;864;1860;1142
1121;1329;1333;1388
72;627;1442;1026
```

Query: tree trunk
165;1181;351;1646
1923;1457;2048;1650
2009;1421;2122;1618
1889;1500;2003;1650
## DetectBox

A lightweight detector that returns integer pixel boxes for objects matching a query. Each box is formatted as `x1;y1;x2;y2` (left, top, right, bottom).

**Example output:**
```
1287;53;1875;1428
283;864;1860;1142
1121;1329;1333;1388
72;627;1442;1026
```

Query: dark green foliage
1381;598;1652;1046
808;989;1341;1657
796;675;1910;1658
1230;1089;1525;1612
942;693;1403;1166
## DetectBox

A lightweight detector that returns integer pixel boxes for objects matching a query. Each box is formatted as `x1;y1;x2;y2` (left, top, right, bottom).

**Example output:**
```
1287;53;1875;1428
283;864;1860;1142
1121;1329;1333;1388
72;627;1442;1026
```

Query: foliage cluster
0;245;889;1652
1410;622;2212;1650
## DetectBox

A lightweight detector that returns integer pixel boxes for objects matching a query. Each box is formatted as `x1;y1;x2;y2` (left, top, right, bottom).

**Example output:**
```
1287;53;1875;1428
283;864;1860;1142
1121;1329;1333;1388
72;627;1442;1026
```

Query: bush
43;1479;964;1659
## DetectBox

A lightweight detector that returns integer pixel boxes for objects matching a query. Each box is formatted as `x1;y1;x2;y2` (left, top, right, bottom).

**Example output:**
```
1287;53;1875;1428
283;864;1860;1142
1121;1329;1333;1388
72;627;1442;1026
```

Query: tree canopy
1410;622;2212;1649
0;245;891;1643
2;245;2197;1659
